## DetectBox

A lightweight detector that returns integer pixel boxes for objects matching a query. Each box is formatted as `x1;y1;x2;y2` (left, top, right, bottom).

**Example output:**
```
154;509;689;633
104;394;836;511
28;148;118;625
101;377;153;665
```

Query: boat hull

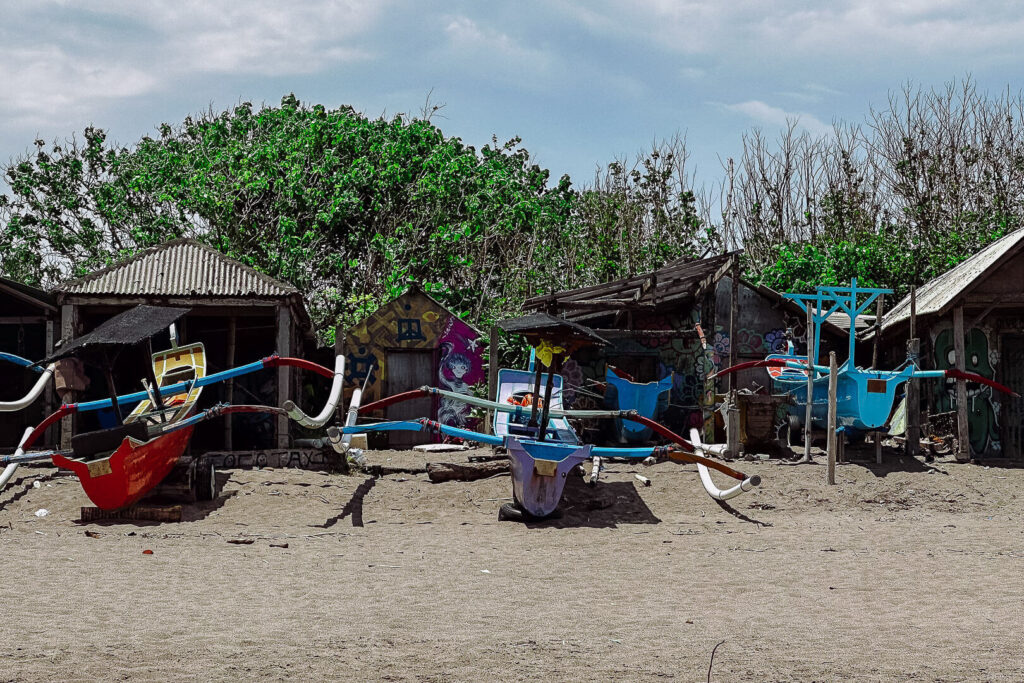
504;436;592;518
52;426;194;510
603;370;672;444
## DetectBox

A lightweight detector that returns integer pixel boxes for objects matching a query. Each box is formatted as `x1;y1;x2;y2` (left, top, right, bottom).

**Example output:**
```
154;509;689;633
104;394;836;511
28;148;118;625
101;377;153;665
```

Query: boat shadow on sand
523;476;660;529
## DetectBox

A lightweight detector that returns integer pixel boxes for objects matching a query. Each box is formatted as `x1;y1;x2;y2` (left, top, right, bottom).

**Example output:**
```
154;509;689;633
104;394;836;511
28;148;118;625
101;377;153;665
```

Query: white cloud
443;14;554;76
0;46;158;124
724;100;832;137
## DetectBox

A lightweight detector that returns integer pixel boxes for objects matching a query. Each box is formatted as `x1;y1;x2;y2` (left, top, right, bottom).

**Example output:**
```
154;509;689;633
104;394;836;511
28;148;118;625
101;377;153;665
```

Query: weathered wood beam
954;305;970;462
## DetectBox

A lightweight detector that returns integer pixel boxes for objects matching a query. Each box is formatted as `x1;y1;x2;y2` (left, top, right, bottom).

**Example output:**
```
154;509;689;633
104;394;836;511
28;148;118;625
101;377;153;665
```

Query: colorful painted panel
343;289;483;431
931;324;1002;457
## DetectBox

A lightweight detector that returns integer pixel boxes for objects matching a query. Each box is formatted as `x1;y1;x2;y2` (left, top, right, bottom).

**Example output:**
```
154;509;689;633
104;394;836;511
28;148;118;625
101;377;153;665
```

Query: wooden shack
340;288;484;447
879;229;1024;462
524;252;847;437
52;238;314;451
0;277;58;447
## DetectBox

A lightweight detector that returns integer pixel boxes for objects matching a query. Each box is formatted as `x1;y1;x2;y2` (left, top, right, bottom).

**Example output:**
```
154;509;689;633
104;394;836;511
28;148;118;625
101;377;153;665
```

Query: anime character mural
436;317;485;429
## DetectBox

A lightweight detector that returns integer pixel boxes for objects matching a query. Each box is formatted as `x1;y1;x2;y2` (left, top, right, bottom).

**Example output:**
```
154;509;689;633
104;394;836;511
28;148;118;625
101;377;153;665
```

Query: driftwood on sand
426;460;509;483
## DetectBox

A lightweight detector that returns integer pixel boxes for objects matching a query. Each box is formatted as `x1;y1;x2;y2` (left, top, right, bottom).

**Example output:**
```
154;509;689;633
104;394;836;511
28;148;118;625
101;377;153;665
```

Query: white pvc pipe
328;380;365;465
0;365;54;412
688;428;760;501
283;355;345;428
0;427;34;491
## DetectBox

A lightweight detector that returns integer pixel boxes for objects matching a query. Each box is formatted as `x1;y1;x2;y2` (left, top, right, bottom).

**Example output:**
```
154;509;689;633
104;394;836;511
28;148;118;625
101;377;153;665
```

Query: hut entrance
385;350;435;447
1000;333;1024;460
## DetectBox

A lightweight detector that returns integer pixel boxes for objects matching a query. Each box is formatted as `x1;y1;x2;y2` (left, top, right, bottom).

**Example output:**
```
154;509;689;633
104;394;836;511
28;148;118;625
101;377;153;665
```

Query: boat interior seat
160;365;196;386
71;422;150;460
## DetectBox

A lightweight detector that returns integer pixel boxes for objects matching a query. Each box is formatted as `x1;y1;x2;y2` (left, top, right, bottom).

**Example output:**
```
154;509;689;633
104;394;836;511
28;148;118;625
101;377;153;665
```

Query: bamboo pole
827;352;837;485
907;286;920;457
954;305;970;461
804;302;814;461
486;325;499;435
225;316;236;450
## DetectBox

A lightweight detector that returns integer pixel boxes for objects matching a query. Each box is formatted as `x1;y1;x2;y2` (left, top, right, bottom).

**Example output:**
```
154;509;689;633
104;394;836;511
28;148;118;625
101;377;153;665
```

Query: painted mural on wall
931;325;1002;456
343;289;483;428
437;316;485;428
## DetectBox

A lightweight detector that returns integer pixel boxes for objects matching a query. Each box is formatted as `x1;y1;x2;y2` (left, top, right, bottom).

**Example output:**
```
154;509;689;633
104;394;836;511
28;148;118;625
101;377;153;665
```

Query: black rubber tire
195;460;217;501
497;503;562;523
788;415;804;446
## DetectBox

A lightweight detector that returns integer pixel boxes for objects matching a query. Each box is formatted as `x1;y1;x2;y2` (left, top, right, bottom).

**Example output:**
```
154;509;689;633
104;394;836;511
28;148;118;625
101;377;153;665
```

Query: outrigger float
2;305;346;510
712;279;1018;441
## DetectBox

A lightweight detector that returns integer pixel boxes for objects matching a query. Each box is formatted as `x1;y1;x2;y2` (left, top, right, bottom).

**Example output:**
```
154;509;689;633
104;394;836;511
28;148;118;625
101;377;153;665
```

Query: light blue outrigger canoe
713;279;1018;440
603;368;673;444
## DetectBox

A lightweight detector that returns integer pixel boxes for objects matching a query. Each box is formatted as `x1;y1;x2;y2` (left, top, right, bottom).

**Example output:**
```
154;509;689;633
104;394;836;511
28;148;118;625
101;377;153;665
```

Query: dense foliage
0;96;714;342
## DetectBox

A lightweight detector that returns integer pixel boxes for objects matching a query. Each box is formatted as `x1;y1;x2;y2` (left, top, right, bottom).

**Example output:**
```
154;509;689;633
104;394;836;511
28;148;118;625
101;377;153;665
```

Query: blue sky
2;1;1022;191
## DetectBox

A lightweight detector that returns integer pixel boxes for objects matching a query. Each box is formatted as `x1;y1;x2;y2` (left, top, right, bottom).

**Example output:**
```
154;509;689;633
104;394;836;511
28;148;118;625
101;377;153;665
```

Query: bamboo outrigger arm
0;353;56;413
0;427;35;489
282;355;346;428
687;428;761;501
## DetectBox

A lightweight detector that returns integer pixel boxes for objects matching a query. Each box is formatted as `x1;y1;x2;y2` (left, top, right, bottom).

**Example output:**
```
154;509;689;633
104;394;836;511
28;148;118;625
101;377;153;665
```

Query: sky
2;0;1023;192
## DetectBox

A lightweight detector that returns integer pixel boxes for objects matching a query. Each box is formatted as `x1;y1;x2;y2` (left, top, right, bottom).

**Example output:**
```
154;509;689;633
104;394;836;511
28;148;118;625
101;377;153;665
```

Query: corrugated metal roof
524;251;739;321
881;229;1024;332
56;238;298;298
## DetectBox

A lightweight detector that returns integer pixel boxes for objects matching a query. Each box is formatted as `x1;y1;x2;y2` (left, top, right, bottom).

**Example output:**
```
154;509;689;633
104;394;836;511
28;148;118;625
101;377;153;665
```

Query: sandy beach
2;446;1023;682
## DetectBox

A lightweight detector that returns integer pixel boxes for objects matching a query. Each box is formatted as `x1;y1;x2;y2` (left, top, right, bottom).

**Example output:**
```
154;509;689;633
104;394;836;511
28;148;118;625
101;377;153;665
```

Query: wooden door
385;350;435;447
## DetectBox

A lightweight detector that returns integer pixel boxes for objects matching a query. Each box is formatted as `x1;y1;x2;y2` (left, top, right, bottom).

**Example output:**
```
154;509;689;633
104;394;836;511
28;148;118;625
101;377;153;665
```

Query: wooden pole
907;285;920;458
276;306;291;449
826;351;838;485
953;305;970;461
875;431;882;464
59;303;77;450
728;260;739;393
536;355;562;442
486;325;500;435
804;302;814;461
225;316;236;450
725;390;740;459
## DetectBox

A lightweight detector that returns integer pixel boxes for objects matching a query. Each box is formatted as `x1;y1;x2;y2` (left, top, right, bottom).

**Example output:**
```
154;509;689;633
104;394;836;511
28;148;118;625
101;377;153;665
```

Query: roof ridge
56;238;298;296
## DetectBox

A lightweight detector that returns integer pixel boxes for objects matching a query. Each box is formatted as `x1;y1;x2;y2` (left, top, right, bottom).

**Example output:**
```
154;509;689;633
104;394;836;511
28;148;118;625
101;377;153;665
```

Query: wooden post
536;355;561;442
728;260;739;393
826;351;838;485
953;305;969;461
872;294;885;369
725;390;740;459
59;303;77;450
276;306;291;449
44;318;55;446
804;302;814;460
907;338;921;457
875;431;882;464
224;316;236;450
486;325;500;435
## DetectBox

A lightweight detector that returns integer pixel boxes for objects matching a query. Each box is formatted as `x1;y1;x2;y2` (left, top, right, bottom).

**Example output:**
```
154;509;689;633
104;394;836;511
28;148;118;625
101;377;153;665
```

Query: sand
2;445;1023;682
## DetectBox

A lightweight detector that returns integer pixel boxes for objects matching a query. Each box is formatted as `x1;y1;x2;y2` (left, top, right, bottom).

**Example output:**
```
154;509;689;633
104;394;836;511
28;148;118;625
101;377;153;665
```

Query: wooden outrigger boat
602;366;673;444
2;305;346;510
326;334;760;521
712;279;1018;440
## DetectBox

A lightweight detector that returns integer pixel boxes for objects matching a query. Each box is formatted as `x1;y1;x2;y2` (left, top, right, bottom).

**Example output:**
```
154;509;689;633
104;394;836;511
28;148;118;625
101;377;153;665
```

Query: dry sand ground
2;445;1023;682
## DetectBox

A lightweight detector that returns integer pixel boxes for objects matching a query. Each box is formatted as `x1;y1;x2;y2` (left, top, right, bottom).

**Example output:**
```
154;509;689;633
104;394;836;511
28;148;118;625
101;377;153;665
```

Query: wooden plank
954;305;970;461
826;352;837;485
81;505;182;523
